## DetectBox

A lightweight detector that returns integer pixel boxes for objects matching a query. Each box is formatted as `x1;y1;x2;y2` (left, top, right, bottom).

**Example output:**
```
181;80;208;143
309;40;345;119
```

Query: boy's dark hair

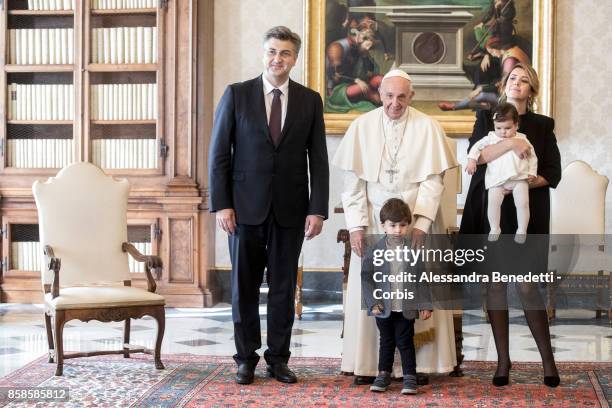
263;26;302;54
492;102;519;123
379;198;412;224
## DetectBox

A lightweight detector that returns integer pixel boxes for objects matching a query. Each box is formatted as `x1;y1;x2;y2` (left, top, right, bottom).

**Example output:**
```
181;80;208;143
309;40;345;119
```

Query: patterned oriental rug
0;355;609;407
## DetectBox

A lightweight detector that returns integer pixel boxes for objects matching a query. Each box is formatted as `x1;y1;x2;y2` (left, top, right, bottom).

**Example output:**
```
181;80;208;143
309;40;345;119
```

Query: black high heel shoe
492;362;512;387
543;375;560;387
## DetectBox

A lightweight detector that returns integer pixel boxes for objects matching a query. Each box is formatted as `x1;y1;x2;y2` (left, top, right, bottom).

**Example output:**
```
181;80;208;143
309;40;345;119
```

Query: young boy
361;198;432;395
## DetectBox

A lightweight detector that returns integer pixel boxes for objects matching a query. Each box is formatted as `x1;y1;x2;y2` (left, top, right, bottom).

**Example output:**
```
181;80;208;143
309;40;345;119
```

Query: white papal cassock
332;105;459;376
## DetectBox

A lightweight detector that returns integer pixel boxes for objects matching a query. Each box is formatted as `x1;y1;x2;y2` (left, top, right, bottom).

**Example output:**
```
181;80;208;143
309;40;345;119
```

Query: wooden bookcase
0;0;215;307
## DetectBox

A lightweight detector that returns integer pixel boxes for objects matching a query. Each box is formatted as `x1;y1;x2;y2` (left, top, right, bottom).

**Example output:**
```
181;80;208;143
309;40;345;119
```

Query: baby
465;103;537;243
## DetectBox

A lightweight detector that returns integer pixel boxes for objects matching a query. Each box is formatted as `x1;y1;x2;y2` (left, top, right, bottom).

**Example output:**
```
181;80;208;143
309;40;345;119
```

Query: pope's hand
349;229;366;258
411;228;426;249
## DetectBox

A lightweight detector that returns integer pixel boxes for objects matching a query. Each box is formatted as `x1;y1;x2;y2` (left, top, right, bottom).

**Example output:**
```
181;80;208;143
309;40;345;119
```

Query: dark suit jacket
361;237;432;320
208;75;329;227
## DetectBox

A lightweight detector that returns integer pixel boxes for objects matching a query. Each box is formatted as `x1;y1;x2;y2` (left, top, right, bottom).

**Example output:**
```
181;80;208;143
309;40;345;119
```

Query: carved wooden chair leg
44;311;55;363
546;282;554;321
595;270;604;319
482;286;489;322
123;318;131;358
53;311;66;376
449;312;464;377
546;277;557;321
337;229;351;339
153;307;165;369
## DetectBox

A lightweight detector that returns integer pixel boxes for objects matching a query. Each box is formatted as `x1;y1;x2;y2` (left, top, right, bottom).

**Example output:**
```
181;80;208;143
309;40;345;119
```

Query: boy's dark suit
208;75;329;368
361;236;432;319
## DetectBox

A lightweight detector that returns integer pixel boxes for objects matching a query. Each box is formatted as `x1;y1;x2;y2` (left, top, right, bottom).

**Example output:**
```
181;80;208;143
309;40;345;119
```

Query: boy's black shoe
401;374;418;395
370;371;391;392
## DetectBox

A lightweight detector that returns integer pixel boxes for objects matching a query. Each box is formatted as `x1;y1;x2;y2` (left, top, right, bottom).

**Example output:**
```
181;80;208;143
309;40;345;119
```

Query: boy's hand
419;310;432;320
465;159;477;175
371;304;383;316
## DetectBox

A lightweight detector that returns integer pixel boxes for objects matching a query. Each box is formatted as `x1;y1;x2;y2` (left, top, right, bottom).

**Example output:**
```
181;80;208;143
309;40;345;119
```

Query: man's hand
349;229;366;257
216;208;236;235
304;215;324;240
411;228;426;249
509;138;531;159
419;310;432;320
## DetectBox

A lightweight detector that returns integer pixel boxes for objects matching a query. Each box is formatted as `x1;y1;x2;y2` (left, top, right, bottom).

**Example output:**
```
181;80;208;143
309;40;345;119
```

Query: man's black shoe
354;375;375;385
416;372;429;385
235;363;255;384
267;363;297;383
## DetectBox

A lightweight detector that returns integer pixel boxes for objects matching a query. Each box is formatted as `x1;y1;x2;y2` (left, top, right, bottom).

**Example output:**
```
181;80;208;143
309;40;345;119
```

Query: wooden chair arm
122;242;162;293
43;245;61;299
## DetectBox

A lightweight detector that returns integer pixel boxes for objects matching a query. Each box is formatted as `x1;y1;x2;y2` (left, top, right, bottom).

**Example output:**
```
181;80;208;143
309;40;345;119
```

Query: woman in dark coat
460;63;562;387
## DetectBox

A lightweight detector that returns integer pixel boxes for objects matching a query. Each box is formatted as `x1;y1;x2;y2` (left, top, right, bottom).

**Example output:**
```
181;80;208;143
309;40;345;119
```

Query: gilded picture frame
304;0;555;136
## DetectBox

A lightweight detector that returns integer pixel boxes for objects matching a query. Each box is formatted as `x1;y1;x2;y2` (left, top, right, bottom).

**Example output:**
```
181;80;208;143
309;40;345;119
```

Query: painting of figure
321;0;534;118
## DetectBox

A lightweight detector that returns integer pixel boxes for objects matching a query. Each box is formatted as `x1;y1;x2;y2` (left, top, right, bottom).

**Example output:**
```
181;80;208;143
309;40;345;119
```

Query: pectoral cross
386;167;398;183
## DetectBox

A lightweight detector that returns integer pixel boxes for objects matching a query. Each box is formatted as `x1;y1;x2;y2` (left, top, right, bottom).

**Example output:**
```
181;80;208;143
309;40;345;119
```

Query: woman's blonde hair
498;63;540;111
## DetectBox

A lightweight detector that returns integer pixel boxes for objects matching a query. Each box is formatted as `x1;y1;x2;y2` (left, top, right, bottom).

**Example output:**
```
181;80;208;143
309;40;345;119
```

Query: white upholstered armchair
33;162;165;376
547;160;610;322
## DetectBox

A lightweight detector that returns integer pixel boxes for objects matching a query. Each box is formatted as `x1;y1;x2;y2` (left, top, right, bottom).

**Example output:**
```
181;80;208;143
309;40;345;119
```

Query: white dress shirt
262;74;289;128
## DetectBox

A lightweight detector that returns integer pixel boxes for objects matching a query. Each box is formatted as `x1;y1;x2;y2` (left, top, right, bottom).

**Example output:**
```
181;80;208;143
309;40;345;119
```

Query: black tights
486;282;558;377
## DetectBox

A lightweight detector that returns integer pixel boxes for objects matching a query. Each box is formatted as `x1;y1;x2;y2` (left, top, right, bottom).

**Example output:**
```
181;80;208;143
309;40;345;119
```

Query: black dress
460;109;562;235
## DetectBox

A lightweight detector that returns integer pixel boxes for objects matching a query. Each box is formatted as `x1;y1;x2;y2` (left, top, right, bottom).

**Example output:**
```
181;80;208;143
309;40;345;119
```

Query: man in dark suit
208;26;329;385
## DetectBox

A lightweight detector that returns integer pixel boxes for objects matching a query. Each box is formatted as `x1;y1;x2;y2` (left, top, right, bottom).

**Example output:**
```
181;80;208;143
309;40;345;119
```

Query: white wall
554;0;612;232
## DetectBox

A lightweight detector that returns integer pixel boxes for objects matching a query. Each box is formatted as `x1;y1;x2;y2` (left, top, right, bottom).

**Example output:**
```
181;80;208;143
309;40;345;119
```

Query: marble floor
0;302;610;378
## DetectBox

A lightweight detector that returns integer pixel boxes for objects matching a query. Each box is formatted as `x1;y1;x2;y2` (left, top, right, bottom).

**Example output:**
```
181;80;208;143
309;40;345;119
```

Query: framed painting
304;0;555;136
